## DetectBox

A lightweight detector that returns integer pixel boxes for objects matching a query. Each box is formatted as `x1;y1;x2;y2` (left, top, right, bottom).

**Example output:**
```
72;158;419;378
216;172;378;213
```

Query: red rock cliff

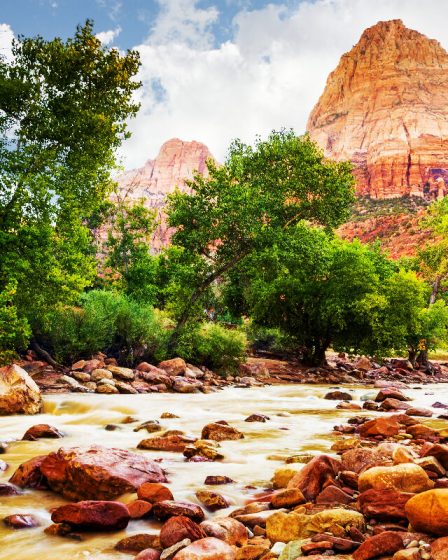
307;19;448;199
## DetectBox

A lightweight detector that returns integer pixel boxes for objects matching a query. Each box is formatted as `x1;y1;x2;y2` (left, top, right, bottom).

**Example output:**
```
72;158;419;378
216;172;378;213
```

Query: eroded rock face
0;365;42;415
12;445;167;500
307;19;448;200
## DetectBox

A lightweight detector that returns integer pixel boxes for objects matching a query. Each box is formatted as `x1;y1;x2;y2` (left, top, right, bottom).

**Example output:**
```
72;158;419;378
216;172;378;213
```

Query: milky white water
0;383;447;560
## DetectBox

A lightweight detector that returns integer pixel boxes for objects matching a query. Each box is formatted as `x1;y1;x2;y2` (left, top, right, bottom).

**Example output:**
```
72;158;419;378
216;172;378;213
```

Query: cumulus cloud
96;26;122;45
0;23;14;62
118;0;448;169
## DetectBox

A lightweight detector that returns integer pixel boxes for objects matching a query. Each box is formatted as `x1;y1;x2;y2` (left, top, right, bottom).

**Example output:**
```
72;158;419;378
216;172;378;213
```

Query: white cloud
0;23;14;62
117;0;448;169
96;26;122;45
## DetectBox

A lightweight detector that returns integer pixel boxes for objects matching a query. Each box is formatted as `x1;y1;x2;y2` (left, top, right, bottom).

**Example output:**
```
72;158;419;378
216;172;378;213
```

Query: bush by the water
0;283;31;365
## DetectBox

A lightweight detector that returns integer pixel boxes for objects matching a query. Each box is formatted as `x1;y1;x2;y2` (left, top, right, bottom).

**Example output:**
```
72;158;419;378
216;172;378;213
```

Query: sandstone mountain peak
307;19;448;199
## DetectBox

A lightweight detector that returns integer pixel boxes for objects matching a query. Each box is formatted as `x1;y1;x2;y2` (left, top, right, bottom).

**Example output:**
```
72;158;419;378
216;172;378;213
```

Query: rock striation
307;19;448;199
114;138;214;249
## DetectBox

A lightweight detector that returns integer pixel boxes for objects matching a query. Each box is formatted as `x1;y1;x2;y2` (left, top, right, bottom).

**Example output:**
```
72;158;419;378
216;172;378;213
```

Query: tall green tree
0;21;141;355
165;130;355;351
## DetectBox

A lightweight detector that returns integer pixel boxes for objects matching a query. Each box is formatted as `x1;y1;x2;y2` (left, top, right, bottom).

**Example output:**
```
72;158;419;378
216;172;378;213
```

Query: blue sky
1;1;448;168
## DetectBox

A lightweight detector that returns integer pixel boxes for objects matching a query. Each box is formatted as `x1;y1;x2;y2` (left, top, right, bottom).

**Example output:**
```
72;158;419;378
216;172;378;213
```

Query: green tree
0;21;141;356
165;130;355;352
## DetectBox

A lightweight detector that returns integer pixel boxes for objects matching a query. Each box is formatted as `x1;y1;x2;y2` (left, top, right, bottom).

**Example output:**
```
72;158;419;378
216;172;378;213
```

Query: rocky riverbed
1;382;448;560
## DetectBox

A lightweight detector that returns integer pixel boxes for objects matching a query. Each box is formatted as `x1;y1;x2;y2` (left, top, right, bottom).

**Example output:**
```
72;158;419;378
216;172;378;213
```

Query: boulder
0;364;42;415
406;407;433;418
421;443;448;469
355;357;372;370
287;455;341;500
91;369;113;381
358;417;400;437
160;516;206;548
172;537;235;560
353;532;404;560
201;423;244;441
16;445;167;500
51;500;130;531
158;358;187;376
341;447;389;474
432;537;448;560
200;518;248;546
152;501;205;523
137;482;174;503
195;489;229;511
173;377;203;393
271;488;306;508
357;488;414;521
8;455;48;489
379;398;411;411
405;489;448;535
127;499;153;519
22;424;64;440
107;366;135;380
358;463;434;493
115;534;160;552
375;388;410;402
316;485;353;505
272;466;301;489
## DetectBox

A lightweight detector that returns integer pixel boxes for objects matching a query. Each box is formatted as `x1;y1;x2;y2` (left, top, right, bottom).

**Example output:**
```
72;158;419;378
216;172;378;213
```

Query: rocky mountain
307;19;448;200
115;138;214;248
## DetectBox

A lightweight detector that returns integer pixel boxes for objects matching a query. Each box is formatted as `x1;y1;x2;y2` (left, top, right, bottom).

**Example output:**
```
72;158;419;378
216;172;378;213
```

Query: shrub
245;324;298;355
0;283;31;365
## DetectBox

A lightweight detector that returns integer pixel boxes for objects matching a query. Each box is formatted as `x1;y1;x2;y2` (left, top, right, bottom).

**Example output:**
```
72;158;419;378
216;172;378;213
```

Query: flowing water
0;383;447;560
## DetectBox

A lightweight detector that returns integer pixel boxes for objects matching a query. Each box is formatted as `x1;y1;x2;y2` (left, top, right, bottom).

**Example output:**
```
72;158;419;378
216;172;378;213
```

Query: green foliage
0;21;141;347
40;290;170;365
165;129;355;350
245;324;298;356
0;283;31;365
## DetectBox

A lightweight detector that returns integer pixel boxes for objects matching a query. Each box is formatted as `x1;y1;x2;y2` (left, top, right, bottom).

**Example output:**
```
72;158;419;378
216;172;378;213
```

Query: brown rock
172;537;235;560
31;445;167;500
353;531;404;560
316;485;353;505
287;455;341;500
3;514;39;528
127;499;153;519
201;423;244;441
432;537;448;560
137;482;174;504
245;414;269;422
379;399;411;412
341;447;389;473
405;489;448;535
115;534;160;552
138;435;196;452
375;388;410;402
421;443;448;469
153;501;205;523
0;364;42;415
407;424;439;439
271;488;306;508
135;550;161;560
358;417;400;438
195;489;229;511
406;407;433;418
307;19;448;200
160;516;206;548
358;488;414;521
158;358;187;376
51;500;130;531
204;476;234;485
22;424;64;440
200;518;248;546
301;541;333;555
324;391;352;400
358;463;434;493
107;366;135;380
8;456;48;490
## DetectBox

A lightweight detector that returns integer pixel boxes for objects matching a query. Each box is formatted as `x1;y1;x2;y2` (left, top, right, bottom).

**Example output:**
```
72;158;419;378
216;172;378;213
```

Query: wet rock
406;407;433;417
3;514;40;529
32;445;167;500
158;358;187;376
51;500;130;531
153;501;205;523
358;488;414;521
161;412;180;419
196;489;229;511
135;549;161;560
358;417;400;437
138;434;196;452
0;483;22;496
245;414;269;422
353;531;404;560
115;533;160;552
0;460;8;471
316;485;353;505
127;499;153;519
8;455;48;490
375;388;410;402
379;398;411;411
287;454;341;500
204;476;234;485
62;375;91;393
22;424;64;440
137;482;174;504
107;366;135;380
201;423;244;441
272;466;301;489
405;489;448;536
134;420;161;433
200;518;248;546
162;539;192;560
0;364;42;415
172;537;235;560
160;516;206;548
337;402;362;410
407;423;439;439
358;463;434;493
324;391;352;400
271;488;306;508
341;447;389;474
432;537;448;560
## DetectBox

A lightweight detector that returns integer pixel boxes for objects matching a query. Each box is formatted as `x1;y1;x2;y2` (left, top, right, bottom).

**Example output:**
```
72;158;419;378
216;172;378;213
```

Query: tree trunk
300;343;328;368
416;349;429;368
408;348;417;367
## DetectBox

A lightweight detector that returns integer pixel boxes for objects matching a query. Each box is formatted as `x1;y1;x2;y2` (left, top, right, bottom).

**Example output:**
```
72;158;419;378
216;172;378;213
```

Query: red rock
407;424;439;439
311;534;359;552
432;537;448;560
138;435;196;452
115;534;160;552
287;455;341;500
341;447;389;473
22;424;64;440
3;514;39;528
152;501;205;523
244;414;269;422
8;455;48;490
172;537;235;560
127;499;153;519
302;541;333;555
160;516;206;548
51;500;130;531
324;391;352;401
135;550;161;560
137;482;174;503
35;445;167;500
201;423;244;441
158;358;187;376
358;417;400;438
200;518;248;546
406;407;433;417
353;531;404;560
375;388;410;402
358;488;414;521
422;443;448;469
271;488;306;508
0;483;22;496
204;476;234;485
378;398;411;412
316;485;353;505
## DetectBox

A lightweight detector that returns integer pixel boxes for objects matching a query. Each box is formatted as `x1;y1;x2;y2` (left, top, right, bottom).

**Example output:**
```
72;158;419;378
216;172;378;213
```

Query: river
0;383;447;560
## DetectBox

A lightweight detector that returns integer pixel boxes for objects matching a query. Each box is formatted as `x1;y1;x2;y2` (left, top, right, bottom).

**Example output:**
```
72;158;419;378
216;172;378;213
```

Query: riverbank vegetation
1;22;448;370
